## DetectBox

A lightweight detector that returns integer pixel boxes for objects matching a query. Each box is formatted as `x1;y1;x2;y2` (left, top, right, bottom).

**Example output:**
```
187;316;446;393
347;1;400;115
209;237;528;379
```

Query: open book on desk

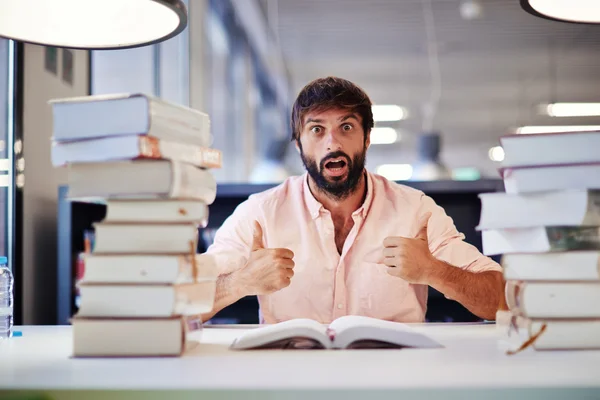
230;315;443;350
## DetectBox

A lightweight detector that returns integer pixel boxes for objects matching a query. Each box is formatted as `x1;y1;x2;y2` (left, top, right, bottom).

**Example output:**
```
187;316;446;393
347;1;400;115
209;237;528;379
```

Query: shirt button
337;304;343;309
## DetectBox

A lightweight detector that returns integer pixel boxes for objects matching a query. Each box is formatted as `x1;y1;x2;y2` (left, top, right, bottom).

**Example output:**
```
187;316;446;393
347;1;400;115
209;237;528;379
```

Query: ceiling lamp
521;0;600;24
541;103;600;117
0;0;187;50
372;105;406;122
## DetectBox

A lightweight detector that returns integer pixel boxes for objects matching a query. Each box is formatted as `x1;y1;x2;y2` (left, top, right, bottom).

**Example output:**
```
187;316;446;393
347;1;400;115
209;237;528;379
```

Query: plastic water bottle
0;256;13;339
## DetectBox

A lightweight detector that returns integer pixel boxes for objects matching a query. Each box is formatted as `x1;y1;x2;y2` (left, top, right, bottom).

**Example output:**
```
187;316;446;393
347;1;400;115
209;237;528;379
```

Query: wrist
227;269;251;299
423;257;449;286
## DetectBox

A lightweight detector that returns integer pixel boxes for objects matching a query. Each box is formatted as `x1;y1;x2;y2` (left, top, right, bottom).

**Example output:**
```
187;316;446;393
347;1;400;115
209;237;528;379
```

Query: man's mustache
320;151;351;170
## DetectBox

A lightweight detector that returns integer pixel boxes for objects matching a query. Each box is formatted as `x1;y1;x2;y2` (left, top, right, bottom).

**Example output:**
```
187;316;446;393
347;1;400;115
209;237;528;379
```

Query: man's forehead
303;108;362;123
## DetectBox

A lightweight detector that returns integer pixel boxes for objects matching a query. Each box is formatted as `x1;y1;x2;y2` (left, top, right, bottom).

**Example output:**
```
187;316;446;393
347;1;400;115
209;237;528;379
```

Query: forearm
201;272;246;323
427;260;505;320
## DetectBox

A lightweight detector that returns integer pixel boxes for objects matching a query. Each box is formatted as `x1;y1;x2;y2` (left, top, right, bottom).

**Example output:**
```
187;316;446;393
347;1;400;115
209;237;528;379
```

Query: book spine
583;191;600;225
148;97;211;147
138;136;222;169
169;162;217;204
546;227;600;251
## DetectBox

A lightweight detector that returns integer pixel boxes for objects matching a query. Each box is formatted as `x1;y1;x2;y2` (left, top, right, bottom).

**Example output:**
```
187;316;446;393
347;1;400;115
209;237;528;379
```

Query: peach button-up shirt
206;171;501;324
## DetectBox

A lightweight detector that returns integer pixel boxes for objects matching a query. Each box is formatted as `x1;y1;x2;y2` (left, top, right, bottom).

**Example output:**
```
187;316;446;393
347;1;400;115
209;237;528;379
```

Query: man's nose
325;130;342;151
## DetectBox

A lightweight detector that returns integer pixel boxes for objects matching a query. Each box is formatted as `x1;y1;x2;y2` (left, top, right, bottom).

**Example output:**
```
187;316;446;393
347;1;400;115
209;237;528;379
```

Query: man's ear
365;130;371;149
294;140;301;154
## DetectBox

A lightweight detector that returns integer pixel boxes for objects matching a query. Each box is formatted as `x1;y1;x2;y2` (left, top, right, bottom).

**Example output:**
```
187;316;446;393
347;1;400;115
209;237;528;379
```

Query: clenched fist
383;212;436;284
236;221;295;296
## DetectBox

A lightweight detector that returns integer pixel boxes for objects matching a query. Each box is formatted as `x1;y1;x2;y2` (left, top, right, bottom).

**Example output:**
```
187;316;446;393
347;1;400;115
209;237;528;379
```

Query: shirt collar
302;170;374;220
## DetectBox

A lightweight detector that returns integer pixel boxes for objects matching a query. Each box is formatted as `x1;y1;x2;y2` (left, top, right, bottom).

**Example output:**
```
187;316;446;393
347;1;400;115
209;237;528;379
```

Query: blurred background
1;0;600;325
91;0;600;183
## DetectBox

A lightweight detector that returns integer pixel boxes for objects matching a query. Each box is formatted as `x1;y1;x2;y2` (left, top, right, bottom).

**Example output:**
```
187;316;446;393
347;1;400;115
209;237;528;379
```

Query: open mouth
324;157;348;177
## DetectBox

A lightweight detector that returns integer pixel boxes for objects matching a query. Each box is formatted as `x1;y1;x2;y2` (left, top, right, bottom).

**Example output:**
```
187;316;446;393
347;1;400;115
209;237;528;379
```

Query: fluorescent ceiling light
515;125;600;134
0;0;187;50
541;103;600;117
376;164;413;181
372;105;406;122
370;128;399;145
521;0;600;24
488;146;505;162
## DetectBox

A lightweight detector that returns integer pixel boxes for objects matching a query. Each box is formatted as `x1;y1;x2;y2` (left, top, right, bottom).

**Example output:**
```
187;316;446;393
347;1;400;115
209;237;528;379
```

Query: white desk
1;323;599;400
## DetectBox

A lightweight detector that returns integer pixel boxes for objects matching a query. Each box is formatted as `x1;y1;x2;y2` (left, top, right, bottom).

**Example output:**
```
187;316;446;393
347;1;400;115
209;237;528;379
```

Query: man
203;76;505;324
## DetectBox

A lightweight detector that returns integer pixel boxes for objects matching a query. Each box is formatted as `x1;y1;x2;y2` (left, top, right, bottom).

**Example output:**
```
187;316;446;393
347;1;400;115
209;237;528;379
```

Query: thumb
416;212;431;241
251;220;265;251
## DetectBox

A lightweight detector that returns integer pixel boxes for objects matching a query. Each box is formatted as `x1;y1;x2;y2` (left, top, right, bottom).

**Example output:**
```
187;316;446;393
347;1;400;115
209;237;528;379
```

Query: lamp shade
0;0;187;50
521;0;600;24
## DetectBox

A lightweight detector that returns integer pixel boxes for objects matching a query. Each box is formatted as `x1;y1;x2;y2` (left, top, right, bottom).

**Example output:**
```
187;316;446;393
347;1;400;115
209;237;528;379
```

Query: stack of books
50;93;222;357
477;130;600;353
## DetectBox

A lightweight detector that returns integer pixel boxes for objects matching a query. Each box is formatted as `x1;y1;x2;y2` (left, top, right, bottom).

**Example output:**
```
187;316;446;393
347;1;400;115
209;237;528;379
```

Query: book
51;135;222;169
500;131;600;168
103;199;209;224
72;316;201;357
502;251;600;281
50;93;211;147
482;226;600;255
92;222;201;254
66;160;217;204
230;315;443;350
496;313;600;351
81;253;218;284
77;281;216;317
505;281;600;319
477;190;600;229
501;163;600;194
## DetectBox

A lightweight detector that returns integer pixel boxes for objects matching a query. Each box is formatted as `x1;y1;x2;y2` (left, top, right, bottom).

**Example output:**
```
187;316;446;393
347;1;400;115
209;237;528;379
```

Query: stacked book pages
477;130;600;353
50;93;222;357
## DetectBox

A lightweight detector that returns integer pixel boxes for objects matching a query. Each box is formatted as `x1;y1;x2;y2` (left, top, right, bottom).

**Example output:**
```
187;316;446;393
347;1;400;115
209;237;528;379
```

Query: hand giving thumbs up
236;221;295;296
382;212;435;284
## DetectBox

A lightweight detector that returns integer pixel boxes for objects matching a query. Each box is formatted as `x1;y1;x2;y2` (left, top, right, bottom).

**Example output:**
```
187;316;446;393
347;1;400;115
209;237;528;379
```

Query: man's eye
342;124;353;131
311;126;322;134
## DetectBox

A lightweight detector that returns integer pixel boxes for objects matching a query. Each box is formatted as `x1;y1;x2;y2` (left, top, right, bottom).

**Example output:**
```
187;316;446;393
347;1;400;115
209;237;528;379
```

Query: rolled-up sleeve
205;195;262;275
419;194;502;273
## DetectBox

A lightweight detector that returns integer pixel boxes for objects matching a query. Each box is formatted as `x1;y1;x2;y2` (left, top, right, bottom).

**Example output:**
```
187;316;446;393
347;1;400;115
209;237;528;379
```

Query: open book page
329;315;443;349
230;319;330;350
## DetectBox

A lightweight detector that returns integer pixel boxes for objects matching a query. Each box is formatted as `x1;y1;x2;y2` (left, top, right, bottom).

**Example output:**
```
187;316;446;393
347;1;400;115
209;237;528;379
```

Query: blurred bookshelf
57;178;505;325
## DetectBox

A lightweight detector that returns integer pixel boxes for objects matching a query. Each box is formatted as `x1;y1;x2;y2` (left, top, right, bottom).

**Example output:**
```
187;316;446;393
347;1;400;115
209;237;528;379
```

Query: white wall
22;44;88;324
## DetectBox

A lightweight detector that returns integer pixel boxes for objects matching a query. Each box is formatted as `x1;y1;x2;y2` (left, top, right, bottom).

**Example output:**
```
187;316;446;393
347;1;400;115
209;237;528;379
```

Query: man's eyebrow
305;117;324;124
339;114;359;122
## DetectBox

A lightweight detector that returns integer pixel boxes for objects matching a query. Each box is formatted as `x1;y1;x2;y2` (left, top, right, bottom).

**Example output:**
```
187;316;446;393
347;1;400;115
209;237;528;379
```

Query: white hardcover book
67;160;217;204
478;190;600;229
500;131;600;168
72;317;197;357
50;93;212;147
77;281;216;318
497;313;600;351
482;226;600;255
81;253;218;284
502;163;600;194
502;251;600;281
92;223;201;254
506;281;600;319
52;135;222;168
104;199;209;224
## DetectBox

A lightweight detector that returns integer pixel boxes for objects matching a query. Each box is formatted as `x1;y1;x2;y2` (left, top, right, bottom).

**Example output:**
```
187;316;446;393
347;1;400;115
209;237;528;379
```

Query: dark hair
290;77;374;142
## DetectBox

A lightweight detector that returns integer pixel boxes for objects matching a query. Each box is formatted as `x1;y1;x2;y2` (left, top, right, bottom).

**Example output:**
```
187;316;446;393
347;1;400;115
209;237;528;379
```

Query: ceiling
269;0;600;175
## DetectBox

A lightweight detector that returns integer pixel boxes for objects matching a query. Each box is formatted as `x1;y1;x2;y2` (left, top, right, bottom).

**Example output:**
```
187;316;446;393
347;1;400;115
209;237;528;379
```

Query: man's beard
300;148;366;200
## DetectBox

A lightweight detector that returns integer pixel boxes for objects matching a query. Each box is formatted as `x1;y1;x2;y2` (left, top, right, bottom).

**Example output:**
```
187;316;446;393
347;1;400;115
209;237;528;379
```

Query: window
0;39;14;265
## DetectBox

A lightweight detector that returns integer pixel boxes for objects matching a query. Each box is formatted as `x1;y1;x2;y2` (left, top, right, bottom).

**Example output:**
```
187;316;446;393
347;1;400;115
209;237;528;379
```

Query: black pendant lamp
521;0;600;24
0;0;187;50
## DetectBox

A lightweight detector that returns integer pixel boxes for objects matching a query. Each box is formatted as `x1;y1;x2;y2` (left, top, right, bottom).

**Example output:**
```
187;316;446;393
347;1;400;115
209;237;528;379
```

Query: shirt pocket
357;262;410;321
